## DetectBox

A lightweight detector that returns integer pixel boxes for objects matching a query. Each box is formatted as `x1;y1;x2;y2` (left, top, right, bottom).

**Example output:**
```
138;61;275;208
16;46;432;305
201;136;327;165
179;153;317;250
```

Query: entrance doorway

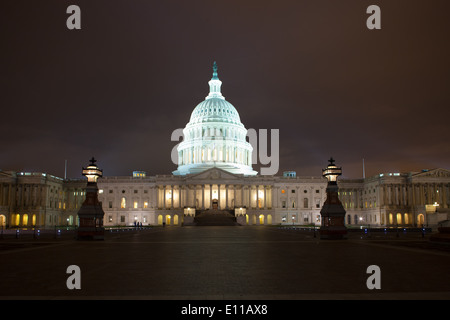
212;199;218;209
417;214;424;227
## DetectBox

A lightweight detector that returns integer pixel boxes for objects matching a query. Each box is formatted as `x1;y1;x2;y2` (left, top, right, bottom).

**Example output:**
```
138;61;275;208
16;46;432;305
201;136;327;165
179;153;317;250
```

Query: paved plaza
0;226;450;300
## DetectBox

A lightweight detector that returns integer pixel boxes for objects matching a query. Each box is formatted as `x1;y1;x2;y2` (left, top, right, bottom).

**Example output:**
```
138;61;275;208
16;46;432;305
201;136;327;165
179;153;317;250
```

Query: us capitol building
1;63;449;229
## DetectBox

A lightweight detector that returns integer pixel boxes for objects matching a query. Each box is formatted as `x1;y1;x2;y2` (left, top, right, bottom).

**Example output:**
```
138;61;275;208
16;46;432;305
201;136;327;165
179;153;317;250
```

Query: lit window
281;189;285;194
99;189;104;194
134;201;138;209
121;197;126;209
144;202;148;208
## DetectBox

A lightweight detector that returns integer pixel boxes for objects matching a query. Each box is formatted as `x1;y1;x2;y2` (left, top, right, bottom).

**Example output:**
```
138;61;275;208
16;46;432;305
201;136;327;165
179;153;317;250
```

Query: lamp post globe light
77;157;105;240
319;158;348;240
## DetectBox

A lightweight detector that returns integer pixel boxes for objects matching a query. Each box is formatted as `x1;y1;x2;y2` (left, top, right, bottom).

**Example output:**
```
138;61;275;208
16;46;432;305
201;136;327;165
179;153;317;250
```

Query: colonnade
380;183;449;208
178;145;252;166
157;184;272;210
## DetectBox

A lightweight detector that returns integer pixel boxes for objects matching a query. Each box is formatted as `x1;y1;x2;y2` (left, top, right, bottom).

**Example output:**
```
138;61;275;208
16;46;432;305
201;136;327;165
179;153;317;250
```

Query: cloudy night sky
1;0;449;180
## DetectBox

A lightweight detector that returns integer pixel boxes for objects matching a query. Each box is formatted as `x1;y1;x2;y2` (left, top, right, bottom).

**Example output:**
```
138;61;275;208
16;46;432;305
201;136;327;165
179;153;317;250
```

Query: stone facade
1;167;449;229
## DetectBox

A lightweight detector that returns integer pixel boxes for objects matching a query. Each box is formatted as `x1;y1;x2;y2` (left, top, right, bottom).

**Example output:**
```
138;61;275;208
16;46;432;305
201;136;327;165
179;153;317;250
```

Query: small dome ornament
212;61;219;80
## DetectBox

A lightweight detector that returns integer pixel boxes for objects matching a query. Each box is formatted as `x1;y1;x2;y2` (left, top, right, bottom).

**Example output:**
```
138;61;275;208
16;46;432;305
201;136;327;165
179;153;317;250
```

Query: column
267;186;272;209
225;185;229;209
263;185;267;209
202;185;205;209
163;185;166;209
418;184;422;205
387;185;392;205
218;184;221;209
402;185;406;206
240;185;244;207
274;187;279;208
248;186;252;208
429;184;433;204
257;185;260;209
179;185;183;208
208;184;212;209
383;185;387;206
186;185;190;207
170;185;174;209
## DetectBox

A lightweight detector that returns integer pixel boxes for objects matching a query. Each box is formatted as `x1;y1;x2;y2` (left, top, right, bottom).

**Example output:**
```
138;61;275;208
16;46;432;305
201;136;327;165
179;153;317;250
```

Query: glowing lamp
319;157;347;240
82;157;103;183
322;157;342;183
77;157;105;240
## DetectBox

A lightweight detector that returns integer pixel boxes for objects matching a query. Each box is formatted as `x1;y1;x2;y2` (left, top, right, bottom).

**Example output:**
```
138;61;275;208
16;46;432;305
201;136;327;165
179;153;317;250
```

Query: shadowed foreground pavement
0;226;450;300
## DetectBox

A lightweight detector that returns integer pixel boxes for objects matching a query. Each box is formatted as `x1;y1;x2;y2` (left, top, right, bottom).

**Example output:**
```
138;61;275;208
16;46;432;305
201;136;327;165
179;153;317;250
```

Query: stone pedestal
77;183;105;240
77;158;105;240
319;158;347;240
319;183;348;239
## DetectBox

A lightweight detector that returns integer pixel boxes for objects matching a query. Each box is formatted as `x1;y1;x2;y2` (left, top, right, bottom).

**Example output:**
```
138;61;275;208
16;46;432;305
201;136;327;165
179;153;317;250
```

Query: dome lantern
206;61;224;100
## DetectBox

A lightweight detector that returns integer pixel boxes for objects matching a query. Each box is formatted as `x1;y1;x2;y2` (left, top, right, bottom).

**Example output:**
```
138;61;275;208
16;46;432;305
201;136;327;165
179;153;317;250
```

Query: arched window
396;213;402;224
303;198;308;208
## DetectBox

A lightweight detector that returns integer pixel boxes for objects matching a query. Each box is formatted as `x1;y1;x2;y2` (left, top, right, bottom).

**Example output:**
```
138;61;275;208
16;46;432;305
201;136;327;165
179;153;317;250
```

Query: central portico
158;168;272;211
155;167;275;226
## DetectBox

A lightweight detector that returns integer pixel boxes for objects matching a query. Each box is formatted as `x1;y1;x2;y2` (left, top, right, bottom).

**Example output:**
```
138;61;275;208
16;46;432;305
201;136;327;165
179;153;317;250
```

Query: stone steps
194;209;238;226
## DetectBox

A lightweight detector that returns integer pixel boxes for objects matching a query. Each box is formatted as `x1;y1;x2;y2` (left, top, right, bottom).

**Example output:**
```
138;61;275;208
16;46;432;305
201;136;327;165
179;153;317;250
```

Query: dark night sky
1;0;449;179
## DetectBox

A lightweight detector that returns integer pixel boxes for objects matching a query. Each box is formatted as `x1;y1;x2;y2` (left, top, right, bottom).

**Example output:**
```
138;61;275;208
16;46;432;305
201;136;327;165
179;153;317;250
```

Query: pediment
187;167;242;181
413;168;450;179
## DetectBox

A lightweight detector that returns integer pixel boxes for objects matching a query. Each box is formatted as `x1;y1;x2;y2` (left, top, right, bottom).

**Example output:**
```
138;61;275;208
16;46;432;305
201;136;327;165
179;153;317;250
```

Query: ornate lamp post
77;157;105;240
319;157;348;240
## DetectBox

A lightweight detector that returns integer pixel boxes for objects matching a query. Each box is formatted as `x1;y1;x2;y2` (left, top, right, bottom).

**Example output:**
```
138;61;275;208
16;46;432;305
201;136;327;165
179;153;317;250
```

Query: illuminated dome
189;98;242;125
173;62;257;176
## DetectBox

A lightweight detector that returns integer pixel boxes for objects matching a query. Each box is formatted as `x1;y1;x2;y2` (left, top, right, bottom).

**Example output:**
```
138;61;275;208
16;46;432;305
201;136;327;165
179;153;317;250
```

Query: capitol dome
172;62;257;176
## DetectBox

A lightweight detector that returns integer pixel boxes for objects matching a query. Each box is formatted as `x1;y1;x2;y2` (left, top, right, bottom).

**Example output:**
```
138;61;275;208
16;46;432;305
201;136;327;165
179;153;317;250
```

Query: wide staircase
194;209;238;226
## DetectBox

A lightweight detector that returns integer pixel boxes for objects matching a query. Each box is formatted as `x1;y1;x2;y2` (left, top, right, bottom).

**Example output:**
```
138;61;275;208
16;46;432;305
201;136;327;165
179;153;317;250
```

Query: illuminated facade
1;63;449;229
2;168;449;229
